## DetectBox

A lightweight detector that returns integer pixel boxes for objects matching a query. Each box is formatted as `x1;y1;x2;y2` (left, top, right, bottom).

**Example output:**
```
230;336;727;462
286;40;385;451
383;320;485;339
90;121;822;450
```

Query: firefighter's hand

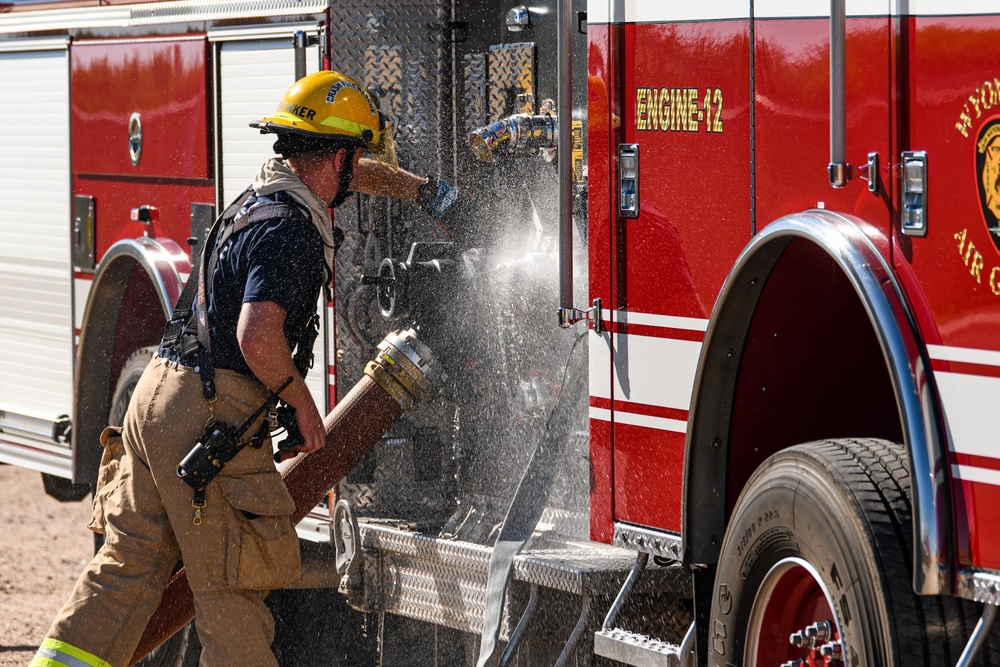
294;402;326;455
419;177;459;219
237;301;326;455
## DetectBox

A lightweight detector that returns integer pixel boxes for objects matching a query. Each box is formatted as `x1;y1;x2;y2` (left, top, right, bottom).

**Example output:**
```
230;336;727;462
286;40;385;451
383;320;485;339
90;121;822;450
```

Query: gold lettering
971;250;985;282
660;88;671;132
712;88;724;133
960;232;985;282
649;88;661;131
671;88;686;131
991;266;1000;296
969;93;982;118
633;83;724;134
636;88;648;131
984;81;996;111
703;89;713;131
685;88;698;131
957;108;973;137
955;228;968;254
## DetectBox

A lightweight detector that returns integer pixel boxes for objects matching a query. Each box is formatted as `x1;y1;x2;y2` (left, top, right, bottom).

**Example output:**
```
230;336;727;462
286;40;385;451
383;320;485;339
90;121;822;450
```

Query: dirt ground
0;464;94;666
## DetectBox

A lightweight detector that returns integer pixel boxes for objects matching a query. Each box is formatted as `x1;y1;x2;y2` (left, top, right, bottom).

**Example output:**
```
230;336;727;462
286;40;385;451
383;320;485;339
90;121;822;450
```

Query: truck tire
109;346;157;428
707;438;994;666
92;346;157;554
107;347;201;667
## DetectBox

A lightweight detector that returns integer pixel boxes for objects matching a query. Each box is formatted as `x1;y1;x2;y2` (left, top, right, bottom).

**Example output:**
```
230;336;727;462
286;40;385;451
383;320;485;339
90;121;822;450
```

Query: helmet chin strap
329;147;357;209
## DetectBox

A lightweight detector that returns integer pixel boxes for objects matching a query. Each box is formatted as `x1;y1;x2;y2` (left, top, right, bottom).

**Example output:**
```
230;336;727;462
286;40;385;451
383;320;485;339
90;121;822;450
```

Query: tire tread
798;438;998;666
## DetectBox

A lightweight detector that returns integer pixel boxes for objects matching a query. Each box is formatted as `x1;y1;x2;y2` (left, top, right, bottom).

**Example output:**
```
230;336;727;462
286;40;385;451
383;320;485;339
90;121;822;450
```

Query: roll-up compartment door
0;45;73;462
217;36;320;206
216;34;327;409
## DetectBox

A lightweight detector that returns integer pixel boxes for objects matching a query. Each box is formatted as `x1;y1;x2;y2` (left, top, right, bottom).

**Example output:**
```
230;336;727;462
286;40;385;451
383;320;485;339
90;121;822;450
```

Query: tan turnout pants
34;356;301;667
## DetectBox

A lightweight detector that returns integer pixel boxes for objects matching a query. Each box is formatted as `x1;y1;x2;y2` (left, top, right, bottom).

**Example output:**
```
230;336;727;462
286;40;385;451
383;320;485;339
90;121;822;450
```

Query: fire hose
129;329;437;665
477;333;587;667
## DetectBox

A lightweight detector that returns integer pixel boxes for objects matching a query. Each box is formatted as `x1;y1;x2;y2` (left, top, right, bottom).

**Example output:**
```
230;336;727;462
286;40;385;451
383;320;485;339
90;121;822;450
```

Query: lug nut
789;631;815;648
819;640;843;657
806;620;832;641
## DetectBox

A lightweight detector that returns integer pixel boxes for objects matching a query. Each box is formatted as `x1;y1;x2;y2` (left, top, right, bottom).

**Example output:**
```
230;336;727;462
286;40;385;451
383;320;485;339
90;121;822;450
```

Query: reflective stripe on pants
30;638;112;667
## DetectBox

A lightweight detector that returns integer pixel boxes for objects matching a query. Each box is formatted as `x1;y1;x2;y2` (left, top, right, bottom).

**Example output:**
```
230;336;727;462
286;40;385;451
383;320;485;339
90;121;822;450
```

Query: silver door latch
901;151;928;237
618;144;639;218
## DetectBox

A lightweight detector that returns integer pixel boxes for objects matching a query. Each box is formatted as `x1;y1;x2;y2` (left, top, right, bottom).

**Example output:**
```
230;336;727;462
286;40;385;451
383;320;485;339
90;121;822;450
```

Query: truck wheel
92;346;158;554
708;438;979;666
107;347;202;667
109;346;156;428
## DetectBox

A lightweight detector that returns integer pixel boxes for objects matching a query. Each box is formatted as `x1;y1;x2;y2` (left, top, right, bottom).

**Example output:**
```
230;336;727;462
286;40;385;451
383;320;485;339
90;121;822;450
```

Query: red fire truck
2;0;999;664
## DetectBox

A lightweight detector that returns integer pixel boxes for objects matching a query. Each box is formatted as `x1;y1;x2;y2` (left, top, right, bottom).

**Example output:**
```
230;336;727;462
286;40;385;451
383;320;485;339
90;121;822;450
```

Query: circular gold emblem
976;117;1000;247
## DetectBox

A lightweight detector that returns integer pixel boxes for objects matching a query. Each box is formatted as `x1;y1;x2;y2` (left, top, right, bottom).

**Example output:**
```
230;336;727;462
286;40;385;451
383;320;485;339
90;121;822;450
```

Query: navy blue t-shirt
205;192;326;379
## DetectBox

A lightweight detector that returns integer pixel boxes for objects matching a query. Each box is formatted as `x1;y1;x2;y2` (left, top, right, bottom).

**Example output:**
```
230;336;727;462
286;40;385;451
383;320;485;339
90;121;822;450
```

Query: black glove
418;177;459;219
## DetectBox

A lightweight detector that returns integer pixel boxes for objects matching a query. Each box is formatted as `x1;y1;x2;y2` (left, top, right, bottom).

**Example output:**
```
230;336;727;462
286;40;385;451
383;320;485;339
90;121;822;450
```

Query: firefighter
31;70;455;667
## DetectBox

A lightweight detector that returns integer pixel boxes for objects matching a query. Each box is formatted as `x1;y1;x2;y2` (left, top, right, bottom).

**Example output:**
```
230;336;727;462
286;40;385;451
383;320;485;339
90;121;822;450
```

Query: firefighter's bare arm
353;157;459;220
352;157;425;200
236;300;325;454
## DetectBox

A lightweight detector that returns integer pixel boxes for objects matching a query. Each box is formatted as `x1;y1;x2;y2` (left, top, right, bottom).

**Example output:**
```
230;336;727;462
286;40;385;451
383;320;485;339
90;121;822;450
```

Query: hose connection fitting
363;329;439;411
469;110;557;162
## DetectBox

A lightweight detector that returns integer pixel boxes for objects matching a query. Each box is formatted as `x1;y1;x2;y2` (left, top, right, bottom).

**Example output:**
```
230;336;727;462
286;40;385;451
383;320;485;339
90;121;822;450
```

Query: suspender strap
195;224;218;399
160;188;317;400
162;189;254;399
162;189;254;354
294;312;320;377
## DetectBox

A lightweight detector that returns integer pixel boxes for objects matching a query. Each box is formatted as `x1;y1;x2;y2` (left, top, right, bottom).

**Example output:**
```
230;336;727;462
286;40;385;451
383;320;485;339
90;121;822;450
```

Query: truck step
345;520;689;636
593;627;682;666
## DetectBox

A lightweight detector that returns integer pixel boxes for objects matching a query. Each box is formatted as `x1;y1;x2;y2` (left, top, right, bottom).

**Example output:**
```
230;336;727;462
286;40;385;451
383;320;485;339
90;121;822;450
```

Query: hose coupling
363;329;439;411
469;112;558;162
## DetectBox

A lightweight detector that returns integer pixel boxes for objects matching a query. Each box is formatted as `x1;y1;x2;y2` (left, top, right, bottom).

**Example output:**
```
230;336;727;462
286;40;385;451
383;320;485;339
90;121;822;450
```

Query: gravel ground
0;464;93;666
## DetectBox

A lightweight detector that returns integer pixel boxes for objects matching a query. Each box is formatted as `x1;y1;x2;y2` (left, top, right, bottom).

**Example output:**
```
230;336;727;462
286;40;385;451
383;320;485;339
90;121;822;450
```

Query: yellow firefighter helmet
251;70;397;170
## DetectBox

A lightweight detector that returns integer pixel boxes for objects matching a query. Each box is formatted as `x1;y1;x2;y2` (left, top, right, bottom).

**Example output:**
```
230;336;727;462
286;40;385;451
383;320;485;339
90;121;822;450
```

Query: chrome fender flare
83;236;191;325
682;210;951;596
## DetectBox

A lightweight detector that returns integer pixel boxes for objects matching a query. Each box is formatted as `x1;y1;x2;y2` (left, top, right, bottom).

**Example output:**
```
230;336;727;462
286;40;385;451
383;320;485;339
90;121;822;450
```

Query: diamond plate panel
463;42;535;133
463;51;487;135
330;1;449;391
614;524;683;562
329;0;459;525
326;1;450;179
353;522;692;648
958;567;1000;606
488;42;535;121
594;628;681;666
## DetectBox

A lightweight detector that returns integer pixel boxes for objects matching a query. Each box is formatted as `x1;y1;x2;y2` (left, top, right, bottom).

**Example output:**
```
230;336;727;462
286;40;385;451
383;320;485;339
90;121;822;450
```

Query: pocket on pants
88;426;125;534
217;471;301;590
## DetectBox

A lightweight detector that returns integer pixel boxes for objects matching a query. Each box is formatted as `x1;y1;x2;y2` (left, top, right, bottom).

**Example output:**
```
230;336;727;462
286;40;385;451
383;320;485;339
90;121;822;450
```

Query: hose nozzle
469;113;557;162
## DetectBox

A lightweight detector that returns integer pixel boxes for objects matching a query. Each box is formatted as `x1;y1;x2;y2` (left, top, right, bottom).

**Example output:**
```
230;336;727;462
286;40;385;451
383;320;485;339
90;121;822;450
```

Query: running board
593;543;696;667
593;628;683;666
337;518;691;651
